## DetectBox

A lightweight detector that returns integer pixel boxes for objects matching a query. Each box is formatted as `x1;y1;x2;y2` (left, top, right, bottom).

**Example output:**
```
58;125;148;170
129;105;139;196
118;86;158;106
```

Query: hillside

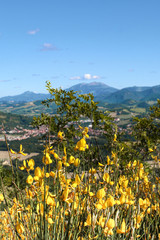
0;111;32;130
0;82;160;116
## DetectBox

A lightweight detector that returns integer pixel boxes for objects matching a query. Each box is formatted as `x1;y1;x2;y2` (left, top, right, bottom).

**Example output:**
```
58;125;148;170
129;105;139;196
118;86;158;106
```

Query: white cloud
93;75;100;79
84;73;92;80
70;74;101;81
40;43;58;51
83;74;101;80
27;28;40;35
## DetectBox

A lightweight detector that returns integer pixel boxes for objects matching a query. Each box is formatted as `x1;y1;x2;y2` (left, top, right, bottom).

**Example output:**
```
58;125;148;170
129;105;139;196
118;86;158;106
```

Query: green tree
32;81;116;161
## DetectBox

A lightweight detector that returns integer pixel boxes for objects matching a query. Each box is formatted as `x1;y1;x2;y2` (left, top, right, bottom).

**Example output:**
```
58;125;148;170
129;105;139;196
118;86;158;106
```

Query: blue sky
0;0;160;97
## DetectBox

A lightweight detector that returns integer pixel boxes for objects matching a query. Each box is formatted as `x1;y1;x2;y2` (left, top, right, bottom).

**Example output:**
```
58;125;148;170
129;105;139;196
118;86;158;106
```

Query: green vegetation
0;82;159;239
0;111;32;130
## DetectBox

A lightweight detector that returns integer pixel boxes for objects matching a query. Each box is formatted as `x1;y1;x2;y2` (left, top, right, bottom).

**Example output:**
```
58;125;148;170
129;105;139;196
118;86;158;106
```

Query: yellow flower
50;171;55;178
119;193;126;204
0;193;4;202
26;175;33;185
113;134;117;142
57;161;62;170
103;173;110;183
37;203;44;216
82;127;89;138
106;218;115;229
104;219;115;236
72;174;81;188
96;188;106;199
18;144;27;156
34;167;43;179
97;215;106;228
74;158;80;167
149;148;153;152
46;172;50;178
84;213;91;226
16;223;25;235
98;162;105;167
139;198;150;210
27;159;35;170
117;219;130;234
46;196;56;206
75;138;89;151
61;185;69;201
89;168;97;175
106;195;115;207
69;156;75;164
57;131;64;140
10;148;16;154
50;149;60;159
48;217;54;224
19;160;27;171
42;152;52;165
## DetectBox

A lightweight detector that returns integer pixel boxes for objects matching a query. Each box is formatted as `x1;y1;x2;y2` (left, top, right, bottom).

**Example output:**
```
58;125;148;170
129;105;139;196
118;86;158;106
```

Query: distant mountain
122;86;151;92
66;82;118;97
0;91;50;103
103;85;160;103
0;82;160;104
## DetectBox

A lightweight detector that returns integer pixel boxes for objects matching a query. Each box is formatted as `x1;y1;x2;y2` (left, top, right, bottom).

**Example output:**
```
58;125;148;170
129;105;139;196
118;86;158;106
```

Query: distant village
0;117;132;142
0;125;48;141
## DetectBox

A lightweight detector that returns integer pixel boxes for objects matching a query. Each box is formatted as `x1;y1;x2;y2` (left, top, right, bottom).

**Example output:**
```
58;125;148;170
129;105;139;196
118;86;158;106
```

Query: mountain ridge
0;82;159;104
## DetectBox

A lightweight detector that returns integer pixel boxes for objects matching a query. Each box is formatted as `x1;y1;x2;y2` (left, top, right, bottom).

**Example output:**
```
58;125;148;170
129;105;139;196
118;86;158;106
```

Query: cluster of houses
0;125;48;141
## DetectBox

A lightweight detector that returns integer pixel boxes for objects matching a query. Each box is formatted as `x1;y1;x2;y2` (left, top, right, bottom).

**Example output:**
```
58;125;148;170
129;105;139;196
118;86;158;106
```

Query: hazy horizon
0;81;159;98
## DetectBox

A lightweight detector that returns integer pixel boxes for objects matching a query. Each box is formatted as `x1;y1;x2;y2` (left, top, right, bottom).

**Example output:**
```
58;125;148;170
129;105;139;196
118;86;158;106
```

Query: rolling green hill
0;111;32;130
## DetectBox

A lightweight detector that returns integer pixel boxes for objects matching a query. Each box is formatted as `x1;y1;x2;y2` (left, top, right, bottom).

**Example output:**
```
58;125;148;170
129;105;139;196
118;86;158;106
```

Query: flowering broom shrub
0;84;159;239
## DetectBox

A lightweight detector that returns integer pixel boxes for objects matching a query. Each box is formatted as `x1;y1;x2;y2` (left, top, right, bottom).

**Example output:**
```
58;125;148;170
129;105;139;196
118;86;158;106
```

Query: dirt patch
0;151;39;165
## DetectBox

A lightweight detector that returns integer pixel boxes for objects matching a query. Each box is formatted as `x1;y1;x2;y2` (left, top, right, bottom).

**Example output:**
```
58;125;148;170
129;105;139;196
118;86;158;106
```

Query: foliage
32;81;116;156
0;83;159;239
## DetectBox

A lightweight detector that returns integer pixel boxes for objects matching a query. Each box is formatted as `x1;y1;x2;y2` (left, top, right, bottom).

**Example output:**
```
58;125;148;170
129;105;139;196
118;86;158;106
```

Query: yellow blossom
42;152;52;165
57;161;62;170
96;188;106;199
61;185;69;201
89;168;97;175
106;195;115;207
50;171;55;178
74;158;80;167
113;134;117;142
103;173;110;183
82;127;89;138
75;138;89;151
84;213;91;226
10;149;16;154
97;215;106;228
48;217;54;224
37;203;44;216
18;144;27;156
106;218;115;229
26;175;33;185
27;159;35;171
46;196;56;206
0;193;4;202
117;219;130;234
34;167;43;179
16;223;25;235
57;131;64;140
69;155;75;164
